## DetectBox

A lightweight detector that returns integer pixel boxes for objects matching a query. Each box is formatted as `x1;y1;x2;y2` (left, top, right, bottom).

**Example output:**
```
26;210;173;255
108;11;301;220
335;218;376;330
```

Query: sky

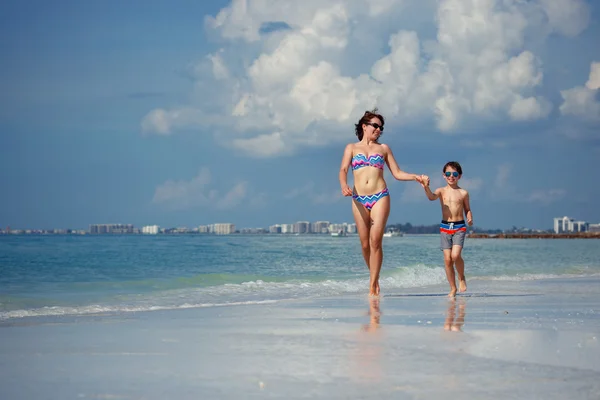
1;0;599;231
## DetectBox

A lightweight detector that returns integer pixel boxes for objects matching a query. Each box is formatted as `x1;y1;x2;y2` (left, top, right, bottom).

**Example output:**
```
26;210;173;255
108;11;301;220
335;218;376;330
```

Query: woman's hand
341;185;353;197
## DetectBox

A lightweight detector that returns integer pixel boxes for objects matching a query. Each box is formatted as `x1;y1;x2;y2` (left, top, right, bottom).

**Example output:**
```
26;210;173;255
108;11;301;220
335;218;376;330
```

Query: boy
422;161;473;297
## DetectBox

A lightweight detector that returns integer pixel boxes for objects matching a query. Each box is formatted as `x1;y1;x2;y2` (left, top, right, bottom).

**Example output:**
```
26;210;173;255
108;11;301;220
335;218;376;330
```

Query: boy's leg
451;245;467;292
443;249;457;297
452;229;467;292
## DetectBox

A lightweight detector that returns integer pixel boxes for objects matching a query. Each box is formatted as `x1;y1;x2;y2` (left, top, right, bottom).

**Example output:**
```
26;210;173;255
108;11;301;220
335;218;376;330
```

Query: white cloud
152;168;248;210
509;96;552;121
585;61;600;90
527;189;566;205
142;0;592;156
559;61;600;122
538;0;590;37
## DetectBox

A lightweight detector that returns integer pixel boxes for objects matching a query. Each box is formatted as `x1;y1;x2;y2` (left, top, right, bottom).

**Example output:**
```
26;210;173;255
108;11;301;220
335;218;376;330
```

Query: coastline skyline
3;213;599;234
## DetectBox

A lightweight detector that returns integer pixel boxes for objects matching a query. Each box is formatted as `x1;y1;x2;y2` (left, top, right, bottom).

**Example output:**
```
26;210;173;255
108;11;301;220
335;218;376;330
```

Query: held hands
417;174;430;188
341;185;353;197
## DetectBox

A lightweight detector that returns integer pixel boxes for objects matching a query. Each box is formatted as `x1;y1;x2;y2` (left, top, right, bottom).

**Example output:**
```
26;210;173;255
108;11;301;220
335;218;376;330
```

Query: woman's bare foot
459;279;467;293
369;280;380;296
448;288;457;298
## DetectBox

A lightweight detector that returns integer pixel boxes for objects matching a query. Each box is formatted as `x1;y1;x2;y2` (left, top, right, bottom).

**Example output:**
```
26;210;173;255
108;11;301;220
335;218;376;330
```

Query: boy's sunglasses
365;122;384;131
445;172;459;178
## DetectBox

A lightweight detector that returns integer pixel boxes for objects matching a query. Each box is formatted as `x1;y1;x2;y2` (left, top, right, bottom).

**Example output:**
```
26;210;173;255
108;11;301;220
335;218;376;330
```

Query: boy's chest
441;191;463;204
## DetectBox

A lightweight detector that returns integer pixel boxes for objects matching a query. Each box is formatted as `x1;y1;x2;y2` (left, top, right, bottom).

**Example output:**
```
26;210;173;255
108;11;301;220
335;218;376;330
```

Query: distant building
553;216;589;233
280;224;293;234
347;223;357;234
553;216;572;233
142;225;160;234
210;223;235;235
573;221;588;232
294;221;310;234
588;223;600;233
311;221;330;234
89;224;134;234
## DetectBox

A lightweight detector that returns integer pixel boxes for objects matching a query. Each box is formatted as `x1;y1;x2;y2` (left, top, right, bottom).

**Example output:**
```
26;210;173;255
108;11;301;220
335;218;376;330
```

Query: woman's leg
367;195;390;296
352;199;372;271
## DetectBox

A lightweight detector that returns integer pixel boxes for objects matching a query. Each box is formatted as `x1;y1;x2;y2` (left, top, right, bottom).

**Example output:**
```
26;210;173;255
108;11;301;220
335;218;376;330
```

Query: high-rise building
280;224;293;234
312;221;330;234
553;216;573;233
89;224;134;234
554;216;588;233
142;225;160;234
294;221;310;234
211;223;235;235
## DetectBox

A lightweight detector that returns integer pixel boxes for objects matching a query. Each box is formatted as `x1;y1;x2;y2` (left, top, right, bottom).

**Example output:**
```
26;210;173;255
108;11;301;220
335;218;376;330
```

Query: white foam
3;266;597;321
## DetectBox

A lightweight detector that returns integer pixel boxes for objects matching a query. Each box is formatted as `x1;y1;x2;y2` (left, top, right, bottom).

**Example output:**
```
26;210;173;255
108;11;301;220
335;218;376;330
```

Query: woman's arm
383;144;421;182
339;144;354;196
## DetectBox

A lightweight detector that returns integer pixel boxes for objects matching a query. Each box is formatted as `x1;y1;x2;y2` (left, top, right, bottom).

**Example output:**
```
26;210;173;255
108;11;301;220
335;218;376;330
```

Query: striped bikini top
351;153;385;170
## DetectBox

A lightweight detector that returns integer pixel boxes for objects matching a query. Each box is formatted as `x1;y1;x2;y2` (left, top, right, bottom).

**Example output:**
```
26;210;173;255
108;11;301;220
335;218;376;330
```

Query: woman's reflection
362;296;381;332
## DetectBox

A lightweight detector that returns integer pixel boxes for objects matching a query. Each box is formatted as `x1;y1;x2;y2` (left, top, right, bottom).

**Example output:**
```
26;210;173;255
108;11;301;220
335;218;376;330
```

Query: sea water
1;234;599;320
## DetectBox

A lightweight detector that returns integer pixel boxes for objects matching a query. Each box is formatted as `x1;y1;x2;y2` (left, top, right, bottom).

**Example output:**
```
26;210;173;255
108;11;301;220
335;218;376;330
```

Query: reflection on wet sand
444;298;466;332
352;297;384;384
362;297;381;332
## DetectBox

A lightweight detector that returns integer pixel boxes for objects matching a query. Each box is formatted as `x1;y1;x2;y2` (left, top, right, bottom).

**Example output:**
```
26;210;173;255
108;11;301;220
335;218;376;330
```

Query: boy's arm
423;184;440;201
463;191;473;225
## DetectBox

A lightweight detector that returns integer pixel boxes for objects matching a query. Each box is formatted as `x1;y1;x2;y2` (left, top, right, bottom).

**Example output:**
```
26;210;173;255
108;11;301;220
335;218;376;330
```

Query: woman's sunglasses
445;172;459;178
365;122;384;131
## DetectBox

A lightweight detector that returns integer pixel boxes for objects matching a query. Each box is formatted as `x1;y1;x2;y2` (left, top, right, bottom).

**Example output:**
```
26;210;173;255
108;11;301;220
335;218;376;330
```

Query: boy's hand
419;175;430;188
467;216;473;226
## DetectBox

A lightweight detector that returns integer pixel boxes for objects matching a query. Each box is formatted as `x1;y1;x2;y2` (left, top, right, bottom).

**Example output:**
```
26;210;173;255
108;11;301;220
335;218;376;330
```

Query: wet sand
1;277;599;399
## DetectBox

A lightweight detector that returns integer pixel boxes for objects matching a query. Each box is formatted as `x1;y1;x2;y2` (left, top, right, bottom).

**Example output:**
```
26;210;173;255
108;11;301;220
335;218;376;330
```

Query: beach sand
1;277;599;399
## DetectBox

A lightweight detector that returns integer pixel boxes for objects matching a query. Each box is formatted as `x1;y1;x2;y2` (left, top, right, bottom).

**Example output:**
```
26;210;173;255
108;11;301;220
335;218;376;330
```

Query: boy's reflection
444;298;466;331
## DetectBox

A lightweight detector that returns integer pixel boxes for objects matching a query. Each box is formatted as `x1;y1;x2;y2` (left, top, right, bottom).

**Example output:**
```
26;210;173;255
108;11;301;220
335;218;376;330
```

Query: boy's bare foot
448;288;457;298
459;279;467;292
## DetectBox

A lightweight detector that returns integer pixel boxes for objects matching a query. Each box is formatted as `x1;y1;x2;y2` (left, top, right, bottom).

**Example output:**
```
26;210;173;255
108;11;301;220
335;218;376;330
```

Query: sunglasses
365;122;384;131
445;171;459;178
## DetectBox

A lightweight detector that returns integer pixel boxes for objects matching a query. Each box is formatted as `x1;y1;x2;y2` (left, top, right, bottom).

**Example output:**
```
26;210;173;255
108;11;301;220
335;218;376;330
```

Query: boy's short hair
443;161;462;175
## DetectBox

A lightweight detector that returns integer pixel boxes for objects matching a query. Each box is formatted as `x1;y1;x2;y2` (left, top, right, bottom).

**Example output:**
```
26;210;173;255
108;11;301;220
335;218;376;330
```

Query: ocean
1;234;599;320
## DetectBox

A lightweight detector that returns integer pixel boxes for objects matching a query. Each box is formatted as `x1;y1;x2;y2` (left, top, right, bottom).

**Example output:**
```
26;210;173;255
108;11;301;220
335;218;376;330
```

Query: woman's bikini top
351;153;385;170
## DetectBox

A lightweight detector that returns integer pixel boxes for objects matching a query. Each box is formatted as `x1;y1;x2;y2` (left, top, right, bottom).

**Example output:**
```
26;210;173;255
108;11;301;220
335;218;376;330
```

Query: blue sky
1;0;599;231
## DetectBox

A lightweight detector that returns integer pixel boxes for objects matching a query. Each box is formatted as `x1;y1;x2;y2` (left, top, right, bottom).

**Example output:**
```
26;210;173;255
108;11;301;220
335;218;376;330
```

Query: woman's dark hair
355;109;384;141
443;161;463;175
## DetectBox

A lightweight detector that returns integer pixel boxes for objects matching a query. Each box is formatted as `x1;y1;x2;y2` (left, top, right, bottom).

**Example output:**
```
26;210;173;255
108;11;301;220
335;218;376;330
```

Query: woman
339;110;426;296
